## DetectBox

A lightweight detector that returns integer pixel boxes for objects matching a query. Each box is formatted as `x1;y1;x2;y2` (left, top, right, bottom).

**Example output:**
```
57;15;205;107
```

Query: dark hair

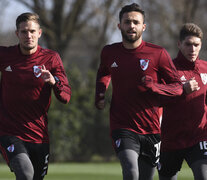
16;12;40;30
119;3;145;22
179;23;203;41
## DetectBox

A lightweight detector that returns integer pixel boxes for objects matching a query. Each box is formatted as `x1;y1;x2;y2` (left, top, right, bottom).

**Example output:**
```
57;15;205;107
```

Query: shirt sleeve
95;47;111;106
51;53;71;104
143;49;183;96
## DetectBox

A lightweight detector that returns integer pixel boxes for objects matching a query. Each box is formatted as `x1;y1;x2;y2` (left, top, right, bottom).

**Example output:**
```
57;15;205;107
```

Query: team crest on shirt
7;144;15;152
140;59;150;71
180;75;187;84
200;73;207;85
33;65;43;78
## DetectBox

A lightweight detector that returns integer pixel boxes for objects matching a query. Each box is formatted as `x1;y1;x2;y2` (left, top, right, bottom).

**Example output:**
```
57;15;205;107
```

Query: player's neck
122;38;142;49
20;45;38;55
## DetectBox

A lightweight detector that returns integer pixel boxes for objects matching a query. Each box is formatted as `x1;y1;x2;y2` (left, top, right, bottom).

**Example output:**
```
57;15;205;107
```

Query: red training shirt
0;45;71;143
161;51;207;151
95;41;182;135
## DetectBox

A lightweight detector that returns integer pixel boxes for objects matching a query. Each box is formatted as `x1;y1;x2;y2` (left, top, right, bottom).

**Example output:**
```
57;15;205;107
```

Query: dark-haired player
95;3;182;180
159;23;207;180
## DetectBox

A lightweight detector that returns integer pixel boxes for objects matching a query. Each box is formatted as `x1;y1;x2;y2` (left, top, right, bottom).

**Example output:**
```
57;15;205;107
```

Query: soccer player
95;3;183;180
0;13;71;180
158;23;207;180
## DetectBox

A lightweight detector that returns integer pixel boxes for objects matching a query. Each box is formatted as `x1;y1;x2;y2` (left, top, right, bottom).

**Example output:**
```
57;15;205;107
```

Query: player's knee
158;168;177;180
14;163;34;180
15;168;34;180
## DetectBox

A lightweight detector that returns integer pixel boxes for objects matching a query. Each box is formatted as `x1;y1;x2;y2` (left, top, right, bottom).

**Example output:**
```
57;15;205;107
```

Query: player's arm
41;53;71;104
95;47;111;110
142;49;183;96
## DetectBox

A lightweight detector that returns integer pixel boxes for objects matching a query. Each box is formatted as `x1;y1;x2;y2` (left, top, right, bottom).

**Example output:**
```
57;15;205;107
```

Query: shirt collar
175;51;199;69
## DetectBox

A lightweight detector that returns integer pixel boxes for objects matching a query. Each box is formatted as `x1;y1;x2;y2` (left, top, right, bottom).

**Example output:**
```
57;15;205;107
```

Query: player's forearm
53;82;71;104
142;75;183;96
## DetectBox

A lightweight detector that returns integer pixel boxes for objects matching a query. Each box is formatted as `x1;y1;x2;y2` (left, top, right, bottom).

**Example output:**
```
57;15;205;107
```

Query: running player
95;3;183;180
158;23;207;180
0;12;71;180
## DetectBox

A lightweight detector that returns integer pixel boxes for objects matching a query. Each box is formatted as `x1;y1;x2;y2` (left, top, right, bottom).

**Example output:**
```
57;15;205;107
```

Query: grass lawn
0;161;193;180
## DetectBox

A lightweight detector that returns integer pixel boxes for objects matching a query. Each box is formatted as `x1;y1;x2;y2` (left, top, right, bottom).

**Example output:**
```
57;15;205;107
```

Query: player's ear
143;24;146;31
118;23;121;30
38;28;42;38
15;30;19;37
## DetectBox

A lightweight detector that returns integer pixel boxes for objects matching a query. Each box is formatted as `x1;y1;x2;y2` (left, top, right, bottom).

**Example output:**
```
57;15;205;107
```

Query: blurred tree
48;66;113;162
15;0;125;61
140;0;207;58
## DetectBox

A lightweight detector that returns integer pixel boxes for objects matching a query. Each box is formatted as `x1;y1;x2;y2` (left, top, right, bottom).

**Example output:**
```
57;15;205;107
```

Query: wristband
54;76;60;85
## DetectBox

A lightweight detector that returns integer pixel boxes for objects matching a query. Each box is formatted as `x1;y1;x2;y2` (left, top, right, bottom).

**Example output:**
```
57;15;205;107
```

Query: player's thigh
112;129;140;179
137;134;160;180
26;143;49;180
185;142;207;180
118;149;140;180
140;134;161;167
10;153;34;180
158;150;184;178
0;136;34;180
0;136;28;166
190;159;207;180
111;129;140;155
138;155;156;180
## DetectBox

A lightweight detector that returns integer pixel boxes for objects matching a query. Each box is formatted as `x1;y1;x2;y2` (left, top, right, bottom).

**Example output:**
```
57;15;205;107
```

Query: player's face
16;20;42;55
118;11;146;44
178;36;201;62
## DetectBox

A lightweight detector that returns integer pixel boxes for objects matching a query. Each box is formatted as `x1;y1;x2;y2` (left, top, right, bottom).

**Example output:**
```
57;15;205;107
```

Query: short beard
120;29;141;43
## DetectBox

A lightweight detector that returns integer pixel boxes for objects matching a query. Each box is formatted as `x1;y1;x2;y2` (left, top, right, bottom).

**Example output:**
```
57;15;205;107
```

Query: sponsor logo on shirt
5;65;12;72
200;73;207;85
115;138;121;148
7;144;15;152
111;62;118;68
33;65;43;78
140;59;149;71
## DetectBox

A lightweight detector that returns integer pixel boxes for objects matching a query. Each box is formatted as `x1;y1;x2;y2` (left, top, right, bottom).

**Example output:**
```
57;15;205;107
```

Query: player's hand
95;93;105;110
40;65;56;85
183;77;200;94
141;75;153;88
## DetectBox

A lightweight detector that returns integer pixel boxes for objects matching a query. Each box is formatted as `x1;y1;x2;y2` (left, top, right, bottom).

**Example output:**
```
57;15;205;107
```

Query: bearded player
95;3;183;180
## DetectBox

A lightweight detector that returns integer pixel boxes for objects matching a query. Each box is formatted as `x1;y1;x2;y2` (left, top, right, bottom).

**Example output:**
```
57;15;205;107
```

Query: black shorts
112;129;161;166
0;136;49;177
158;141;207;177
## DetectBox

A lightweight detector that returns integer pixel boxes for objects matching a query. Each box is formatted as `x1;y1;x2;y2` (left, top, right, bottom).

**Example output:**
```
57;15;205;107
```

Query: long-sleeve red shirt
0;45;71;143
161;51;207;151
95;41;182;135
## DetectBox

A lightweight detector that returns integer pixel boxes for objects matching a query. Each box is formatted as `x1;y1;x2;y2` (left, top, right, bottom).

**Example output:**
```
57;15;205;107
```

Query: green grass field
0;162;193;180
